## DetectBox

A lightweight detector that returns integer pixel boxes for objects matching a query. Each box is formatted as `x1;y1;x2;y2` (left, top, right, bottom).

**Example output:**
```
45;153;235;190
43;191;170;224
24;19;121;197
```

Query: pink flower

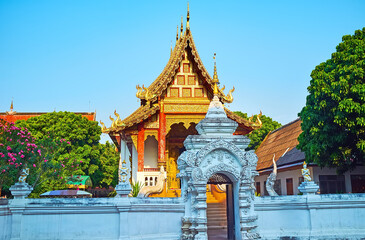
37;149;41;156
80;160;82;163
20;154;25;158
67;141;70;144
6;146;11;151
44;159;48;162
33;164;36;168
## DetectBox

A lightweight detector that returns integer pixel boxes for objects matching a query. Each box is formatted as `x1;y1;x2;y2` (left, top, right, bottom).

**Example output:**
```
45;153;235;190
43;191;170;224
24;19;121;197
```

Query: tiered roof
103;7;261;134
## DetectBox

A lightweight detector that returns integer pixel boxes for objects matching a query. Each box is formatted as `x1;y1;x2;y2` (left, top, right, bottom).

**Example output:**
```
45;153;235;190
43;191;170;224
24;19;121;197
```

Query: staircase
207;202;227;239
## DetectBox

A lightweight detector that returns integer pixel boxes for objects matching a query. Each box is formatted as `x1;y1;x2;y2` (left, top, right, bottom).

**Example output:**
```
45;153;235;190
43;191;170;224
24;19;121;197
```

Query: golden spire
212;53;219;95
176;25;179;41
10;99;13;111
186;2;190;30
180;16;183;38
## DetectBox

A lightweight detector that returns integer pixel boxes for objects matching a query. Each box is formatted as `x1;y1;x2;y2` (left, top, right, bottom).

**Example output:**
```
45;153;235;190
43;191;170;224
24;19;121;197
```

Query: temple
102;6;262;195
0;101;96;122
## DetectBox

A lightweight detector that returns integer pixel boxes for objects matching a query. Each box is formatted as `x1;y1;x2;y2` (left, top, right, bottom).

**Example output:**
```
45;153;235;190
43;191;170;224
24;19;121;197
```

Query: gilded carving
144;130;158;141
166;116;204;131
130;135;138;149
164;104;209;113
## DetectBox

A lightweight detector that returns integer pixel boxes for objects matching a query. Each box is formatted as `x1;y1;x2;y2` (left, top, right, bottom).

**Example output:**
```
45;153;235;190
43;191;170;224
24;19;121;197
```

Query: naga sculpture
137;166;167;197
249;111;263;127
136;84;156;102
221;86;235;103
266;154;278;196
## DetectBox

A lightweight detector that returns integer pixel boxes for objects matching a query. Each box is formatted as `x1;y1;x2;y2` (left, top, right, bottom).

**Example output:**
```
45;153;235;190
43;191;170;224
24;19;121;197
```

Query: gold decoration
164;104;209;113
221;86;235;103
136;85;157;102
144;129;158;141
166;116;204;131
248;111;263;127
186;2;190;30
100;120;110;133
130;135;138;149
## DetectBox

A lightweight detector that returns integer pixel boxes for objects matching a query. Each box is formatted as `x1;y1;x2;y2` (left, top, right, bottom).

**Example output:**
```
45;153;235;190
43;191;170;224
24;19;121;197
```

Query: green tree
234;111;282;150
15;112;119;194
298;28;365;173
16;112;102;191
94;141;119;188
0;119;71;197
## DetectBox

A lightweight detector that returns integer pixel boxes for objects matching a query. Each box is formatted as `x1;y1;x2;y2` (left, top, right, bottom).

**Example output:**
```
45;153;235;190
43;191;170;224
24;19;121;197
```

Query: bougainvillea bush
0;119;76;197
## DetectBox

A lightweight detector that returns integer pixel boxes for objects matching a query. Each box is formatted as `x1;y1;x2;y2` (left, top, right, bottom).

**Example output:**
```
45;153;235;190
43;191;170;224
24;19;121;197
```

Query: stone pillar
115;140;132;198
131;143;138;182
9;182;33;240
137;122;145;172
158;109;166;168
193;182;208;240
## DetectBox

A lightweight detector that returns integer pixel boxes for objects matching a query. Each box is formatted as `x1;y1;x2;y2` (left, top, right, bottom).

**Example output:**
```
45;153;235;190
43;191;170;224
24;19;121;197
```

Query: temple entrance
207;173;235;240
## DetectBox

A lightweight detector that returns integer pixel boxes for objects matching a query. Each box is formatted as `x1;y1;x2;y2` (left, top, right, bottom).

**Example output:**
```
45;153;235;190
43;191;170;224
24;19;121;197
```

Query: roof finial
180;16;184;38
212;53;219;95
10;98;13;111
186;2;190;30
176;25;179;41
170;41;173;55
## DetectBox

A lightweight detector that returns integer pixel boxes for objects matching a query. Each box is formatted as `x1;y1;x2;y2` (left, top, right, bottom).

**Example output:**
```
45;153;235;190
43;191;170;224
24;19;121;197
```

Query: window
319;175;345;194
256;182;261;196
286;178;293;195
351;175;365;193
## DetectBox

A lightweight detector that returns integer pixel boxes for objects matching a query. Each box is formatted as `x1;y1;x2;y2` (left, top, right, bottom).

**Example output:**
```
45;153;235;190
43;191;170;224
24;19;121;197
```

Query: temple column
158;106;166;168
137;122;145;172
120;139;131;181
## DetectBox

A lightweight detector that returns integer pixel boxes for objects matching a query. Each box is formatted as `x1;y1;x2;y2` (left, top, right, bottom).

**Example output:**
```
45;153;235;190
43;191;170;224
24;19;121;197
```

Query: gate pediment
195;139;246;166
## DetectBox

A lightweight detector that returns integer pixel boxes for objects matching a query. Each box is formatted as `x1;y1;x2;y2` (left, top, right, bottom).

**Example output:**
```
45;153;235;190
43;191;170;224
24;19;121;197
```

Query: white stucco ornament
177;93;260;240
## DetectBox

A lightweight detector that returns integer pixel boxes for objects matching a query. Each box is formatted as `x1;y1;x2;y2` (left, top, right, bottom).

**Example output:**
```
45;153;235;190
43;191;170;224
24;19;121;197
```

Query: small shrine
102;5;262;195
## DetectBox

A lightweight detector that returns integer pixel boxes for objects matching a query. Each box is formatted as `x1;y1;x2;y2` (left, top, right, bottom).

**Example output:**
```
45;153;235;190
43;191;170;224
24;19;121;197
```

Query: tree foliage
0;119;72;197
298;28;365;173
16;112;119;194
234;111;281;150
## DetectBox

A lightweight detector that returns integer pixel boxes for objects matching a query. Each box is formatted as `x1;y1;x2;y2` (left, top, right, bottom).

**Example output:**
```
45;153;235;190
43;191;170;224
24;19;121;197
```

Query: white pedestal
9;182;33;199
298;181;319;195
115;183;132;198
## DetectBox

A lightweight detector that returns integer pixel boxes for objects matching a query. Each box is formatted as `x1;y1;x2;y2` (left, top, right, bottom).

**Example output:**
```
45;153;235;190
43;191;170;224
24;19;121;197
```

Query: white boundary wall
1;194;365;239
255;193;365;239
0;198;184;240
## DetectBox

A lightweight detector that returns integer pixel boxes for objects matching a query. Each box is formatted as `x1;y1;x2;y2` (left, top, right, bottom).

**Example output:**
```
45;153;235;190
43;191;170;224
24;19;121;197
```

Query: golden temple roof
103;8;261;134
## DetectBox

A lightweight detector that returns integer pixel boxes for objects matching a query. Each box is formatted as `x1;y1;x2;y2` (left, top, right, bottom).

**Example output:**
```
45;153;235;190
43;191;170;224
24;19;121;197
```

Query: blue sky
1;0;364;143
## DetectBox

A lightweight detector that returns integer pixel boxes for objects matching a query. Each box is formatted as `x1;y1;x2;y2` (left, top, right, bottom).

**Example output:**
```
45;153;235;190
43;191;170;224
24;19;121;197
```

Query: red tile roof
0;111;96;123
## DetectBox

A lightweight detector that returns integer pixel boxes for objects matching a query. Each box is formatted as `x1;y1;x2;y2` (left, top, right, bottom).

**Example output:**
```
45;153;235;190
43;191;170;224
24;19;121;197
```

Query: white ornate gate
177;96;260;240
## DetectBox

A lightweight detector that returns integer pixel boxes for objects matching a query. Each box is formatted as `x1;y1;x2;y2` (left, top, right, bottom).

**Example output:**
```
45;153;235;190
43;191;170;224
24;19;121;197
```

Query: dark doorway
207;173;235;240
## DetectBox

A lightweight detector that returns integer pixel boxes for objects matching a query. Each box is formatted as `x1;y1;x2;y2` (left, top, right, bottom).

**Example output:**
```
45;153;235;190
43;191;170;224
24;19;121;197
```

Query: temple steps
207;202;227;230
